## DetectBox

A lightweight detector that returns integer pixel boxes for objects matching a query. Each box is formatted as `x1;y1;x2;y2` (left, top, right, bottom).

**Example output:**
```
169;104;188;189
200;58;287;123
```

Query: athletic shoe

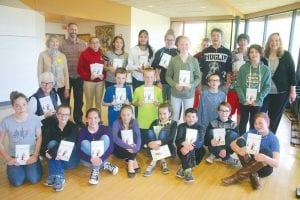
184;168;195;183
53;176;65;192
206;153;216;164
44;175;56;186
144;165;155;177
161;162;169;174
104;161;118;175
176;166;184;178
89;168;99;185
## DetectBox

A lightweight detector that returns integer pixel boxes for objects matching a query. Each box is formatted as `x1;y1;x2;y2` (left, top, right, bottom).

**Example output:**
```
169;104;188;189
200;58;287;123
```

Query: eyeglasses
209;79;220;82
218;109;230;113
41;82;53;86
57;113;70;117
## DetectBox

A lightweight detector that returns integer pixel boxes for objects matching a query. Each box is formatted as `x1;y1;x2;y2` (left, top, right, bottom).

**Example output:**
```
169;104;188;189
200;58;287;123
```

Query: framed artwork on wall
78;34;90;43
95;25;114;53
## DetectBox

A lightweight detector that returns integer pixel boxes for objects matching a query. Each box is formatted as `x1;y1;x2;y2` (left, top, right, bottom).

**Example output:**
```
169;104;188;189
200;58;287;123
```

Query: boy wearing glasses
198;73;225;137
204;101;239;165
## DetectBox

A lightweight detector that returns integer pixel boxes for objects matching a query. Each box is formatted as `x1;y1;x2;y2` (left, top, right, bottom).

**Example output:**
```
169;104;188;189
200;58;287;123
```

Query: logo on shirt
204;53;229;63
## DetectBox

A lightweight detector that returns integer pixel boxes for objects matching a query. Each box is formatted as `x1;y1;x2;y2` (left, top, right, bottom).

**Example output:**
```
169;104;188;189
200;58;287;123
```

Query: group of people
0;22;296;192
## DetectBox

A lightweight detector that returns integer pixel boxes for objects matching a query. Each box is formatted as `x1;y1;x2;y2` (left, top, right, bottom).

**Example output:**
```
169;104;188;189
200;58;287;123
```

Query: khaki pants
83;80;104;112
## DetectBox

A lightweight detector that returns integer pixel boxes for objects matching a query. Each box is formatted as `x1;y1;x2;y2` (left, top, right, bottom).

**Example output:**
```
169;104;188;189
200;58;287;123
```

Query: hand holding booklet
179;70;190;86
121;129;134;145
57;140;75;161
246;133;261;154
91;140;104;157
213;128;226;146
90;63;103;76
15;144;30;165
150;145;171;161
185;128;198;144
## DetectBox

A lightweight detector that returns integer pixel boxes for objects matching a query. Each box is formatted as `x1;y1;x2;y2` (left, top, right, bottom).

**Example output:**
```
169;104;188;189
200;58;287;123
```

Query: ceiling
111;0;300;18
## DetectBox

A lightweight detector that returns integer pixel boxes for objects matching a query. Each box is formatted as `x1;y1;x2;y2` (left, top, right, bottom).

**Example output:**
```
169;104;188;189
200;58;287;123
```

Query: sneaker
184;168;195;183
176;166;184;178
144;165;155;177
223;157;239;165
206;153;216;164
53;176;65;192
89;168;99;185
161;162;169;174
104;162;118;175
44;175;55;186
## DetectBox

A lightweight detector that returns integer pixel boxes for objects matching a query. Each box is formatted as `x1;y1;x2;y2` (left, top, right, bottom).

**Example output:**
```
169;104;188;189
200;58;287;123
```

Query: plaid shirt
60;37;87;78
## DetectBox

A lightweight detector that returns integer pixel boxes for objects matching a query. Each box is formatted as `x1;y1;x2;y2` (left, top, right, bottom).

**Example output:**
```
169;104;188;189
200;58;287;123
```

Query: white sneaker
206;153;216;164
89;169;99;185
104;161;118;175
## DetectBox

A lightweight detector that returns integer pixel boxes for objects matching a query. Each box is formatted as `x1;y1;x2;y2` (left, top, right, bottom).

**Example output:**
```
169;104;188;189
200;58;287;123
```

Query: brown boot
237;154;252;167
222;160;264;186
249;173;261;190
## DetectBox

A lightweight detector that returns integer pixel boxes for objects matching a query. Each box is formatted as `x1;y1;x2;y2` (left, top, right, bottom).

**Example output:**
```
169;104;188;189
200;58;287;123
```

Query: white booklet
150;145;171;161
159;53;172;69
115;88;126;104
90;63;103;76
91;140;104;157
185;128;198;143
15;144;30;165
246;88;257;103
179;70;190;86
213;128;226;146
139;55;148;67
113;58;123;68
153;125;162;138
57;140;75;161
121;129;134;145
39;96;55;113
246;133;262;154
144;86;154;103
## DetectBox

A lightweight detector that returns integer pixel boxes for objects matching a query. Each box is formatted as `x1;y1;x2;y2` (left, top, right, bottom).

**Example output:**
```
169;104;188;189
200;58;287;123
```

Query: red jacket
77;47;106;82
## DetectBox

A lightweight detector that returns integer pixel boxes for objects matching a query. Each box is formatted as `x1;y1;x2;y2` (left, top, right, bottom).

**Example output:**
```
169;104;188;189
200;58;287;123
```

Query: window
248;17;265;46
184;22;206;55
266;11;292;50
171;22;184;37
291;10;300;65
207;21;233;50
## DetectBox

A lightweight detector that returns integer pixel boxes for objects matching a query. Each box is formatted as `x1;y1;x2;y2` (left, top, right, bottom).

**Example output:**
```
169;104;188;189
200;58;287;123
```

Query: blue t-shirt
103;85;132;127
242;129;280;153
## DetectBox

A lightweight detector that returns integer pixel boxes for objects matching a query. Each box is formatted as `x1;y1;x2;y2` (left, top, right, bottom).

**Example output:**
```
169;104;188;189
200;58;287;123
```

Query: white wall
0;5;45;103
130;7;170;50
45;22;131;52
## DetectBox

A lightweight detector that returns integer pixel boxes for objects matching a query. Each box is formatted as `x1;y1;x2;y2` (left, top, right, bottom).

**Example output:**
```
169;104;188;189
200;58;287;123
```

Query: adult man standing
60;23;87;127
198;28;232;93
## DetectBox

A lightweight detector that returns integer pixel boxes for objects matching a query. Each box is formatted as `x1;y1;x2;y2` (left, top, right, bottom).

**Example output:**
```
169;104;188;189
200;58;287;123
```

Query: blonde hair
46;34;60;48
264;33;284;58
164;29;175;40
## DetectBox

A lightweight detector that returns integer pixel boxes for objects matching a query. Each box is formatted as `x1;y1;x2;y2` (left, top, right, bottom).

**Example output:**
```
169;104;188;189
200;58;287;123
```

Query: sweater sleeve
62;54;70;89
256;66;271;105
235;65;247;104
165;58;177;88
127;47;139;71
204;123;214;146
37;52;44;80
132;120;141;153
285;51;296;86
191;57;201;88
99;126;114;162
77;52;91;81
112;120;133;150
175;124;186;148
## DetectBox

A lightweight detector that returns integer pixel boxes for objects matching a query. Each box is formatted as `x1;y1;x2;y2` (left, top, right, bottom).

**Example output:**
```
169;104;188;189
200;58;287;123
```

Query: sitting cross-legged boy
144;102;177;177
205;101;239;165
175;108;205;183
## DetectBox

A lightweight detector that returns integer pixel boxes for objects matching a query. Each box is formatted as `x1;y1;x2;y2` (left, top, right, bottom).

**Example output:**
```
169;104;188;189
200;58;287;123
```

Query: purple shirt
112;119;141;153
77;125;113;162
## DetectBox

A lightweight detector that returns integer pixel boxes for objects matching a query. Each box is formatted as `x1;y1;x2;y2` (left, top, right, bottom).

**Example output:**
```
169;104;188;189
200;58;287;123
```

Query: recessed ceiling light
200;6;206;9
147;5;153;8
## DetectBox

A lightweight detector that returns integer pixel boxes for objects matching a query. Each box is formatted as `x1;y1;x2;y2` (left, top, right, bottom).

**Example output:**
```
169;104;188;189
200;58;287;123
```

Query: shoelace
91;169;98;179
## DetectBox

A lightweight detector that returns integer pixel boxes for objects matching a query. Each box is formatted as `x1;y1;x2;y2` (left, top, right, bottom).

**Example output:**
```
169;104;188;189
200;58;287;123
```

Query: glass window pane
248;17;265;46
291;10;300;65
184;22;206;55
266;11;292;50
207;21;232;50
171;22;184;37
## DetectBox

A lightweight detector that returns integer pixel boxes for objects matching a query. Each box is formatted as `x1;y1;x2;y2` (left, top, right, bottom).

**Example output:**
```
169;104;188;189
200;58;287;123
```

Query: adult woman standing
78;37;105;112
127;29;155;91
103;36;128;89
261;33;296;134
0;91;42;186
37;34;69;104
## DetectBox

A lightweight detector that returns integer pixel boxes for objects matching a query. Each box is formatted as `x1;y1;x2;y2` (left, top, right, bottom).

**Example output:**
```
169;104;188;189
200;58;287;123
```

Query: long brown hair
264;33;284;58
119;104;134;129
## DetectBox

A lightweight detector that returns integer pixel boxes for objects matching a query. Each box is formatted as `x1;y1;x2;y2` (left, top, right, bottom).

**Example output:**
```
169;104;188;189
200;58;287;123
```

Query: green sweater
166;54;200;98
235;62;271;106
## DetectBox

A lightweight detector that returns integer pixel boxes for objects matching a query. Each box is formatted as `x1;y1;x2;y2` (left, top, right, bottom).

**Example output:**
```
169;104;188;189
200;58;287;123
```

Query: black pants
113;144;137;160
56;87;68;105
66;77;83;124
261;92;289;134
239;104;260;135
177;147;205;170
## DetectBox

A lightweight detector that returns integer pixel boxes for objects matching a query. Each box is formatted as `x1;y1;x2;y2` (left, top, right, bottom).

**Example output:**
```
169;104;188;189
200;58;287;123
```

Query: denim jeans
7;158;42;187
147;130;169;142
207;130;238;160
46;140;80;178
80;135;110;170
171;96;194;122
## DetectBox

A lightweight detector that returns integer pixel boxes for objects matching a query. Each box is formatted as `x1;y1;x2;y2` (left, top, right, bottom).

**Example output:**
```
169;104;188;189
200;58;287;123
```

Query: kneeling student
175;108;205;183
